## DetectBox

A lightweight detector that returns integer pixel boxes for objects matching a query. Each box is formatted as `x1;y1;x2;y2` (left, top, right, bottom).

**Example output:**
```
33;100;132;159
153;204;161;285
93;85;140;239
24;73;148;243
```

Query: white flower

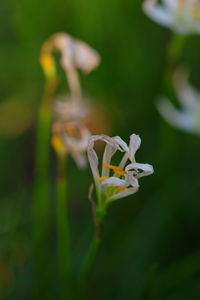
49;33;100;74
52;121;91;169
157;69;200;134
87;134;154;201
40;33;100;97
143;0;200;35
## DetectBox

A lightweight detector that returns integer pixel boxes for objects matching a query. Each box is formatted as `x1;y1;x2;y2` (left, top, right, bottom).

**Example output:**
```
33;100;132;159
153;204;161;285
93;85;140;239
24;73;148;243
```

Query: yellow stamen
103;163;127;175
40;53;57;79
97;176;109;181
115;186;128;191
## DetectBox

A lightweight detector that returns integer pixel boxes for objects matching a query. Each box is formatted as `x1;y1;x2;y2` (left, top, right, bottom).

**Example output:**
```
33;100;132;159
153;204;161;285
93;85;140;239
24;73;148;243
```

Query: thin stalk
33;78;57;241
32;78;57;299
81;234;101;284
79;223;102;299
79;193;108;299
56;153;71;297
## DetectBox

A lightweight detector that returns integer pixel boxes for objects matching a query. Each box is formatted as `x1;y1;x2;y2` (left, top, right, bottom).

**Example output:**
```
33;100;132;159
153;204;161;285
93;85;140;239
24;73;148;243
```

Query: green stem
32;79;57;299
79;193;108;299
56;154;71;297
33;79;57;241
81;234;101;282
79;226;102;299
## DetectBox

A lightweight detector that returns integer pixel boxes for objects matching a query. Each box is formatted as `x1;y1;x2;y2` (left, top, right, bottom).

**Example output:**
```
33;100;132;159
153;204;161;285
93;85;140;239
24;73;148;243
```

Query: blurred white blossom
143;0;200;35
52;120;91;169
157;69;200;134
87;134;153;201
40;32;100;97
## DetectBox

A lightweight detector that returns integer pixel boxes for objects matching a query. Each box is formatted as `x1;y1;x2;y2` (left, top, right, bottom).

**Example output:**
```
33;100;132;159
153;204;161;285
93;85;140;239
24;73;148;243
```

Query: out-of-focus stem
33;78;57;241
56;153;71;297
33;78;57;299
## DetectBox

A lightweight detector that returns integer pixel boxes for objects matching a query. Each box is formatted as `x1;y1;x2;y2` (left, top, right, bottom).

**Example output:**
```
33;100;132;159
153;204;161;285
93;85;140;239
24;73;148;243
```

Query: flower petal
109;186;139;201
124;173;140;187
87;135;121;181
157;98;196;132
101;176;127;187
118;152;129;169
143;0;173;28
129;134;141;162
125;163;154;178
113;136;129;152
74;39;101;73
174;69;199;112
102;144;118;177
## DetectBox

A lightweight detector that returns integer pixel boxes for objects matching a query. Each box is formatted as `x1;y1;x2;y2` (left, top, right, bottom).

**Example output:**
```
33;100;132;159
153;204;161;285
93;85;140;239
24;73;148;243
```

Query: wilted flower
157;69;200;134
52;120;91;168
39;32;103;169
87;134;154;201
143;0;200;35
40;33;100;97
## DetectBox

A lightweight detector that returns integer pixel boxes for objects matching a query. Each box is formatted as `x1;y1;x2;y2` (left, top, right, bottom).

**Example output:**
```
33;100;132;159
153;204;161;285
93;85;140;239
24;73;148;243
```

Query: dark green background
1;0;200;299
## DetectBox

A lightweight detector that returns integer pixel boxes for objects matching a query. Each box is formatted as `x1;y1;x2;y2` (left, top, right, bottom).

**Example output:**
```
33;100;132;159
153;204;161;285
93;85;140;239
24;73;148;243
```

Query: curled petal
157;98;196;132
73;39;100;73
119;152;129;169
129;134;141;162
101;177;127;187
124;173;140;187
102;144;117;177
87;135;121;181
143;0;173;28
113;136;129;152
46;33;100;73
109;186;139;201
113;135;130;170
125;163;154;178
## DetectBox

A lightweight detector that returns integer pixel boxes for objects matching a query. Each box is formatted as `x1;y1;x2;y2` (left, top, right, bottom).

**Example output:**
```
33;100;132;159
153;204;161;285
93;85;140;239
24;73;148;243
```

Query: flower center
96;164;129;192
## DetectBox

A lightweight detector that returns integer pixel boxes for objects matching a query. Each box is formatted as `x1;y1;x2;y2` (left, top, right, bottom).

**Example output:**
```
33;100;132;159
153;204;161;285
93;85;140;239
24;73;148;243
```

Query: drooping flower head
87;134;154;201
143;0;200;35
157;68;200;134
40;33;101;98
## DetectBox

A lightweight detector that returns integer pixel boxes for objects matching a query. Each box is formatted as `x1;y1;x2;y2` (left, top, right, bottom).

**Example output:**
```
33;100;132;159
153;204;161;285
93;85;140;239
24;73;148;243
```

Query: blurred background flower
143;0;200;35
157;68;200;134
